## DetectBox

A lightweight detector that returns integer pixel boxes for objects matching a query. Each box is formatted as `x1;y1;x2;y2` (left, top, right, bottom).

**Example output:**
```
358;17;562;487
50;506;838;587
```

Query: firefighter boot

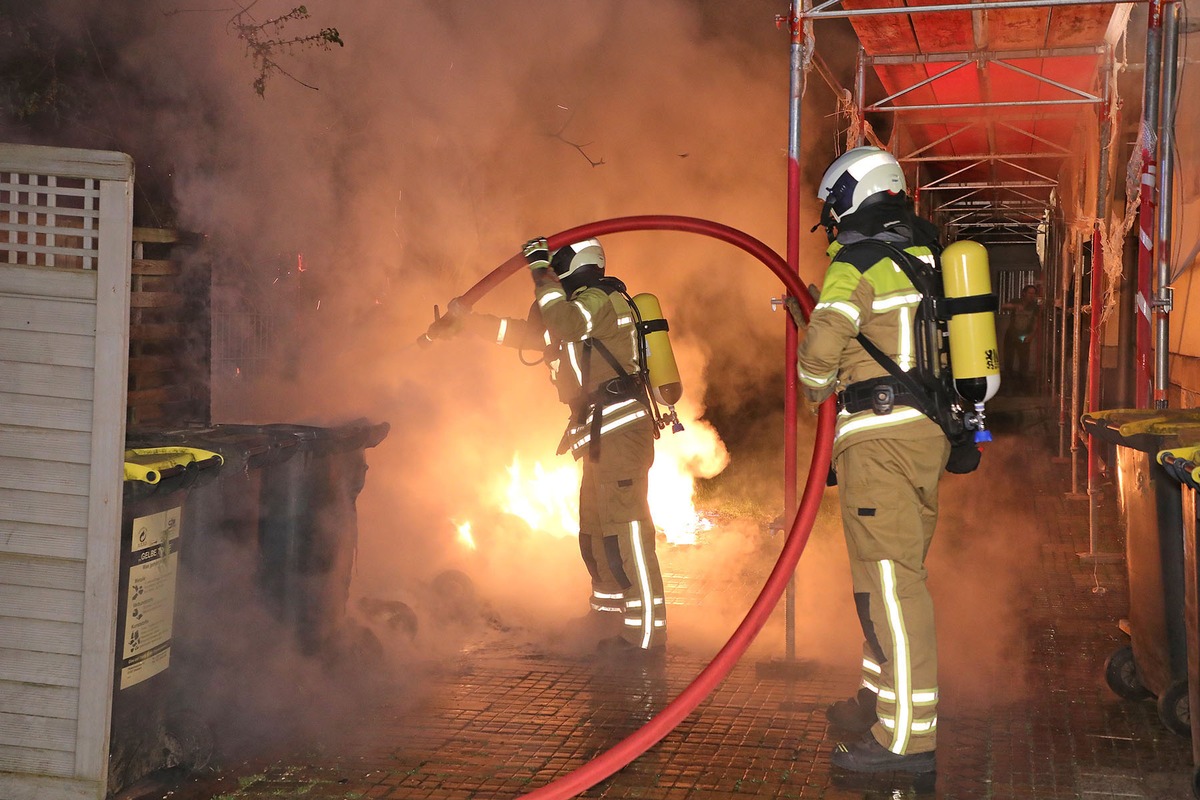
831;735;936;774
558;611;623;654
825;687;878;735
596;635;665;664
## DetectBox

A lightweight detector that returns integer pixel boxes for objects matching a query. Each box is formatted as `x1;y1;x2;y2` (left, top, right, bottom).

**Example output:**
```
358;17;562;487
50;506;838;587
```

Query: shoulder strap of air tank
870;240;934;290
595;275;629;296
840;238;937;285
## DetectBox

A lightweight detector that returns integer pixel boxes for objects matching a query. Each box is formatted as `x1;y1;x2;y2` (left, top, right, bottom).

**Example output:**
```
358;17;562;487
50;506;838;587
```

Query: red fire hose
447;215;835;799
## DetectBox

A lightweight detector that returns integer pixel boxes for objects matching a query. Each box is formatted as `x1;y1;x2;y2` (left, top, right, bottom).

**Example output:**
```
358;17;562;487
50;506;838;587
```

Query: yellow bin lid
124;447;223;485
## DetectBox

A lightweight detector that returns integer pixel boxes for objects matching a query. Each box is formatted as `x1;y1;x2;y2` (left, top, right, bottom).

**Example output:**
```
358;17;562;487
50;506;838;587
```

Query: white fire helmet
549;238;605;280
817;146;906;223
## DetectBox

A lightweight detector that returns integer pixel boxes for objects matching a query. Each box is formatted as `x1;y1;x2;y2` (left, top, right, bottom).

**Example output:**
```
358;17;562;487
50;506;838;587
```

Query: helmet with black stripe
550;238;605;294
816;146;906;233
549;238;604;280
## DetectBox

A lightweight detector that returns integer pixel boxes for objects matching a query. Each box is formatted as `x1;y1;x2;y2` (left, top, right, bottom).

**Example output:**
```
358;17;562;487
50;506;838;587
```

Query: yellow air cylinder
941;240;1001;404
631;292;683;406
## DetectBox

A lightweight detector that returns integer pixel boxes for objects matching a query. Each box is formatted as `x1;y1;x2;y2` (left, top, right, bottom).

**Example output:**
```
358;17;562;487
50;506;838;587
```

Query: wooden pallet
127;227;210;428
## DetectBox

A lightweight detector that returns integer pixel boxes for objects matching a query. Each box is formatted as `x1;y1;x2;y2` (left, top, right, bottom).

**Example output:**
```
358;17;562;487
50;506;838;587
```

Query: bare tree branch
549;108;605;167
227;2;343;97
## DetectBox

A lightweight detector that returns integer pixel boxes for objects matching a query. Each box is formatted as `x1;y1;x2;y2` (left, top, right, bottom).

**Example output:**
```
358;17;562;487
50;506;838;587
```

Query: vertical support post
854;47;867;148
1042;217;1057;396
1154;0;1179;409
1058;231;1071;459
1083;67;1120;558
1136;0;1164;408
782;0;810;663
1069;232;1085;495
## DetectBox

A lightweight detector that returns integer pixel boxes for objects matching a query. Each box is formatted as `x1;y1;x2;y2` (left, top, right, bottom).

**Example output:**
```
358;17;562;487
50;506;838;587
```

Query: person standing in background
1002;284;1040;393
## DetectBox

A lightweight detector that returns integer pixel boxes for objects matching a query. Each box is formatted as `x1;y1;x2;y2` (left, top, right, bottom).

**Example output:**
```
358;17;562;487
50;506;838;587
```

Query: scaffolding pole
1058;225;1072;459
1136;0;1164;408
781;0;811;665
1082;65;1119;556
854;46;867;148
1154;1;1179;408
1069;231;1086;497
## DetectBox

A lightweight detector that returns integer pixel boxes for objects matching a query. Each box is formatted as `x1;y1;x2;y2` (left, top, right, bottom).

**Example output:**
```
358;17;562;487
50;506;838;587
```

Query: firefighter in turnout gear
796;147;947;774
428;237;666;656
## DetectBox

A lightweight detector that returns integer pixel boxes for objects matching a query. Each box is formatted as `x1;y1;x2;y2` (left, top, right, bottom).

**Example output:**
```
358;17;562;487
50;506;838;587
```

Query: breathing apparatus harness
833;238;995;474
514;274;681;461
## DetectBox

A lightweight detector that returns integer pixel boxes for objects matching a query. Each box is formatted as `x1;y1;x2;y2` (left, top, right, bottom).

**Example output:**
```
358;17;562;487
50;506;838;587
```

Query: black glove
522;237;550;272
422;304;463;343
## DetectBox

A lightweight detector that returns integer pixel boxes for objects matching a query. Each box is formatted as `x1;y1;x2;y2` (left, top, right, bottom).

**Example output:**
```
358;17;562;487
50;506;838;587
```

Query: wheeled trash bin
1157;446;1200;797
254;421;390;657
123;420;388;761
1081;408;1200;736
108;447;221;796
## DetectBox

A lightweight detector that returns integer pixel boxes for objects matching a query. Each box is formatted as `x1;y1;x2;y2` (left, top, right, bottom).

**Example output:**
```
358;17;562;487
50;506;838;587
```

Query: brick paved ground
123;400;1197;800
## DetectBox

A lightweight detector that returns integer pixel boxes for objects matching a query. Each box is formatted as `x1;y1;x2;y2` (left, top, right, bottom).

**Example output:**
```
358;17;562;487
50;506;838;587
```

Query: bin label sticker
120;506;182;690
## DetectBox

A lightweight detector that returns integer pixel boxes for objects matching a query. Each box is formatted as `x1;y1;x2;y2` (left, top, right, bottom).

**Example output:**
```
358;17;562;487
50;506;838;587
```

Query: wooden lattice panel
0;171;100;270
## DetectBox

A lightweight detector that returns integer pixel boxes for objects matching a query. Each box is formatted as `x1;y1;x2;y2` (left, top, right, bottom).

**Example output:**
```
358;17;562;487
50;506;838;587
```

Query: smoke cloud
0;0;1048;764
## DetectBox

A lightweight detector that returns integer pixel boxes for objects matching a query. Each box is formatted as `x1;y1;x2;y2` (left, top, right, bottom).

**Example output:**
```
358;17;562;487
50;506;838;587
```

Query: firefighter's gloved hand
783;295;807;329
522;237;551;271
424;304;463;342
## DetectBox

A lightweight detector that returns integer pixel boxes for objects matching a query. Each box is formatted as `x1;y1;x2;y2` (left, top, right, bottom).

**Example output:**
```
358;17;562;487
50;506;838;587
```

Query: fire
463;410;729;547
501;457;580;538
647;415;728;544
454;520;477;550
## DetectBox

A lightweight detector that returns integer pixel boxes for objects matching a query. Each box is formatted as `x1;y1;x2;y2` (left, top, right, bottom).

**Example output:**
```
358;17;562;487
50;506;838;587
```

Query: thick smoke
1;0;1049;764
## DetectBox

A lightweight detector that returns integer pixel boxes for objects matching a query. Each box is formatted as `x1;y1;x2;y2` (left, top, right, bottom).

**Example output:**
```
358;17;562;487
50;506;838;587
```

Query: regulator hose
449;215;835;799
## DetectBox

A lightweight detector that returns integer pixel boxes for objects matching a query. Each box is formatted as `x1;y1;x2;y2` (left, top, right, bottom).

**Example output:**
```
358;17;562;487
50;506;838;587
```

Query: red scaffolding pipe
1136;0;1164;409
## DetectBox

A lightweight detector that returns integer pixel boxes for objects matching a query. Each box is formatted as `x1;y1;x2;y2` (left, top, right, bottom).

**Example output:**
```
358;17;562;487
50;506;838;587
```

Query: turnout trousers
577;418;666;649
835;432;950;755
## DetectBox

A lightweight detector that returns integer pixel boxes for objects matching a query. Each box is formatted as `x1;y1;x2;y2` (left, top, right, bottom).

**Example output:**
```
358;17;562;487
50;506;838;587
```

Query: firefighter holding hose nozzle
793;147;955;775
425;237;667;660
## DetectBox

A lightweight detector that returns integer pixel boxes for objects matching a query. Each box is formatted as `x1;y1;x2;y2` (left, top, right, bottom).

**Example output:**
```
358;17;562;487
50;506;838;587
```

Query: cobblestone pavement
126;403;1197;800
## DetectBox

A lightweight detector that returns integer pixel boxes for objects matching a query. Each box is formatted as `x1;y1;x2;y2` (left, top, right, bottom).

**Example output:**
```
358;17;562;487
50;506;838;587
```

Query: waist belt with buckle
572;376;646;422
839;377;923;415
561;375;649;460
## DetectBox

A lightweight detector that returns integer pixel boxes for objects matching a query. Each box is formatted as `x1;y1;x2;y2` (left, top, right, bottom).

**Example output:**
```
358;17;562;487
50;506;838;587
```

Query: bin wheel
165;709;214;771
1104;645;1152;701
1157;679;1191;737
1192;765;1200;798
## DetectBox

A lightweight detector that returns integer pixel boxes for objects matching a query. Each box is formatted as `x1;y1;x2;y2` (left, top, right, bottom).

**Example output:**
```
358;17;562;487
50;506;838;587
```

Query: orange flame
473;409;728;546
501;457;580;538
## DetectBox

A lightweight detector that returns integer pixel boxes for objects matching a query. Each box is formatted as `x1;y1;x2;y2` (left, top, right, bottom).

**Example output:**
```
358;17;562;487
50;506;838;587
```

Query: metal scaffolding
786;0;1181;562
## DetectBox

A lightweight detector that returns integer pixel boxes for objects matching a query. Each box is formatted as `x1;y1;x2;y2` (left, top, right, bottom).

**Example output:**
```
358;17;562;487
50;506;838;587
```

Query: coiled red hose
449;215;835;799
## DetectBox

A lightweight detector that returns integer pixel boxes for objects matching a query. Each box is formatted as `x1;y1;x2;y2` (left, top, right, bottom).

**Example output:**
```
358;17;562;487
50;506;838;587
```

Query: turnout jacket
796;238;943;457
482;277;648;459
